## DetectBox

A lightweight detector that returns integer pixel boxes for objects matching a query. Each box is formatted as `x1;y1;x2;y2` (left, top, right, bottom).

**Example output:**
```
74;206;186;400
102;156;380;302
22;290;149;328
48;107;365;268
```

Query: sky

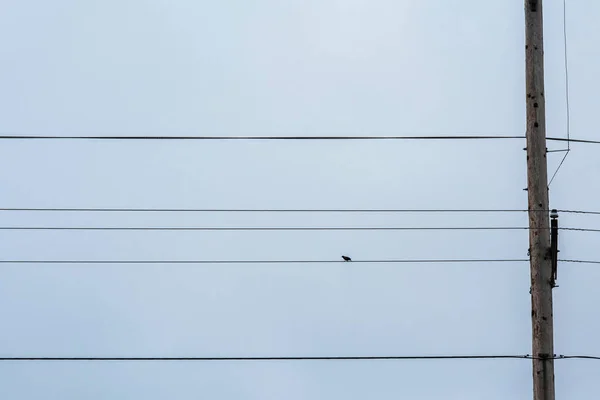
0;0;599;398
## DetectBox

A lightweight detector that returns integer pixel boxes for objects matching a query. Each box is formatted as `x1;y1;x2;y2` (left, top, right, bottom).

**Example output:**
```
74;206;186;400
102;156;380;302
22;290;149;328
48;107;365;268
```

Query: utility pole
525;1;555;400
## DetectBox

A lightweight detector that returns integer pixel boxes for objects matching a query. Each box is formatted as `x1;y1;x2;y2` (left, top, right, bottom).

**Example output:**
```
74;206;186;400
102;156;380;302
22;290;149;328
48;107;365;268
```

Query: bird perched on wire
341;255;352;262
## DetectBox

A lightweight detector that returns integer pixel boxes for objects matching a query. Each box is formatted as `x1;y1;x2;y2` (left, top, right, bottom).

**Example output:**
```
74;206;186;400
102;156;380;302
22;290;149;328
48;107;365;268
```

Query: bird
341;255;352;262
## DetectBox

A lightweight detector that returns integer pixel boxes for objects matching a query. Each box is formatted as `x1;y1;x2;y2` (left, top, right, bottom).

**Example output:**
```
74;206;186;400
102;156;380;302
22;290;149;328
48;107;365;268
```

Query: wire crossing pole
525;1;555;400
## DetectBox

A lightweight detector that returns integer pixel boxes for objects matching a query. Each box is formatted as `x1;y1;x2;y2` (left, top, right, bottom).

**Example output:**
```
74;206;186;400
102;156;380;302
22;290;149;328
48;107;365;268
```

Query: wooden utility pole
525;1;555;400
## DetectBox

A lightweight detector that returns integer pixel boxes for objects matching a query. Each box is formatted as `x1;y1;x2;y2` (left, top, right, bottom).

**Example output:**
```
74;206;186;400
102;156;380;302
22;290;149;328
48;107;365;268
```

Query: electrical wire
559;259;600;265
558;209;600;216
0;135;597;143
561;227;600;233
0;208;533;213
563;0;572;150
548;0;573;187
558;355;600;360
5;259;600;266
0;226;534;231
549;151;570;186
548;137;600;145
0;207;558;213
3;258;600;265
0;226;596;232
0;207;596;214
0;135;525;140
0;354;535;362
0;259;530;264
3;354;599;362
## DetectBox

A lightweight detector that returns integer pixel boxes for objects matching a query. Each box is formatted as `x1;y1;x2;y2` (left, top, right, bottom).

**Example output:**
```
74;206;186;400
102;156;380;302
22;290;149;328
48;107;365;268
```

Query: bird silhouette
341;255;352;262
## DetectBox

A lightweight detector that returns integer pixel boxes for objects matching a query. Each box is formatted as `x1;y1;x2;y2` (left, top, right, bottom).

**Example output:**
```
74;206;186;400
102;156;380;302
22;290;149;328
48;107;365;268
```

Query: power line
3;258;599;265
547;137;600;145
548;0;573;187
0;259;530;264
2;354;598;362
0;207;533;213
558;209;600;216
561;227;600;233
559;259;600;265
0;226;597;232
548;151;570;186
0;207;596;214
0;207;564;214
0;354;534;362
0;135;597;144
0;135;525;140
558;355;600;360
563;0;572;149
0;226;533;231
11;258;600;266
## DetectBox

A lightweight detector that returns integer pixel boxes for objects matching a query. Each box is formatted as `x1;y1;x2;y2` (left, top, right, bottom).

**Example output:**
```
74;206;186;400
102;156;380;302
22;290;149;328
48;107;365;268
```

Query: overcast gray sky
0;0;599;399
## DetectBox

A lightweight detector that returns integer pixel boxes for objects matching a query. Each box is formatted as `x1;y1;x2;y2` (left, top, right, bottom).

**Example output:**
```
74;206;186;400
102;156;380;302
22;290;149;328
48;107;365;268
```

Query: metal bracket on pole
550;209;559;288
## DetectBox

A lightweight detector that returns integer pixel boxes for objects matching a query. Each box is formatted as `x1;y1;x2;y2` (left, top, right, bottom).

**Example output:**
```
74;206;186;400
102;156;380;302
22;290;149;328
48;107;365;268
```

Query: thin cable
0;208;597;214
547;137;600;145
563;0;571;150
0;135;525;140
0;207;536;213
0;354;534;362
559;259;600;265
558;355;600;360
561;227;600;233
0;259;530;264
0;226;596;232
7;354;600;362
7;258;600;265
5;354;600;362
559;209;600;216
0;135;596;143
548;0;573;187
0;226;534;231
548;151;570;187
